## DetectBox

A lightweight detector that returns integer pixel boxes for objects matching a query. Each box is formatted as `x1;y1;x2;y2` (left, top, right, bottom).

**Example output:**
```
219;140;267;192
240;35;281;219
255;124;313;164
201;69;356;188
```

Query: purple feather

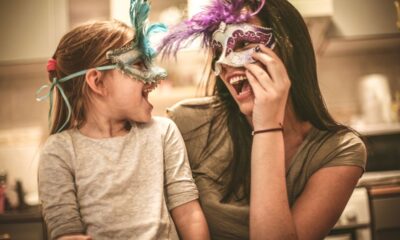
159;0;256;58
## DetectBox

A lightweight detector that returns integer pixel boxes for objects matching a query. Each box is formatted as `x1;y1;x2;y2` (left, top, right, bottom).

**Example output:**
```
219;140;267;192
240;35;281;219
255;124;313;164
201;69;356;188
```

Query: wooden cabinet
0;206;47;240
369;185;400;240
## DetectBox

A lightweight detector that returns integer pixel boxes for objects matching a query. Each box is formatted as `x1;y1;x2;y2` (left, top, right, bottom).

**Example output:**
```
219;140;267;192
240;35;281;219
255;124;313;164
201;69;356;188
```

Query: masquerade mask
211;22;275;75
159;0;267;57
105;0;168;84
106;43;167;84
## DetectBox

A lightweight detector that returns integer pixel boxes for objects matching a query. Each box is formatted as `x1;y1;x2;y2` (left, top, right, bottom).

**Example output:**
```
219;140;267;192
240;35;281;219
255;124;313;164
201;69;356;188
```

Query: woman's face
212;17;274;116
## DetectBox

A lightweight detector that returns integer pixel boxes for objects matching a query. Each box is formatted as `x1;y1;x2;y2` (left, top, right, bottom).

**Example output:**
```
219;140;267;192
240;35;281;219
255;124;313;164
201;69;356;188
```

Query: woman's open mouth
229;75;252;96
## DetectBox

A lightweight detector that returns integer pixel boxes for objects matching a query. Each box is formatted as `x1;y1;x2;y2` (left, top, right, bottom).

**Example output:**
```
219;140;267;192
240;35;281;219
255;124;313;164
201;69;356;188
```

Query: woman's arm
251;132;362;240
171;200;210;240
245;45;363;240
246;44;295;239
250;128;296;239
291;166;362;240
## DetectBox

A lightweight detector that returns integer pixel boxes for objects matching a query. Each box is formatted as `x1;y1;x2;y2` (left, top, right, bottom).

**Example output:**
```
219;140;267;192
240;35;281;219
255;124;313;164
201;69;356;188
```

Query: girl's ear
85;69;106;95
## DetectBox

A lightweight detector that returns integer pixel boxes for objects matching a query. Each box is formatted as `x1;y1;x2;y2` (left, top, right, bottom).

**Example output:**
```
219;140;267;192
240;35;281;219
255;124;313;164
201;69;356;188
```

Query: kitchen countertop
357;170;400;187
351;123;400;136
0;205;42;224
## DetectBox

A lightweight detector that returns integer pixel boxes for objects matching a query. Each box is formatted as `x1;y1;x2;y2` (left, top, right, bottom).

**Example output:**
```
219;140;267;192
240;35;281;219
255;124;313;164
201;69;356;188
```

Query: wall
318;49;400;124
0;0;109;203
0;0;69;204
0;0;68;63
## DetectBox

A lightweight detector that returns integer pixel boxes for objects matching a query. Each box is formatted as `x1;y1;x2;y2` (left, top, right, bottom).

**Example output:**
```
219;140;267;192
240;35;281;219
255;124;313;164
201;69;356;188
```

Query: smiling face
211;17;275;116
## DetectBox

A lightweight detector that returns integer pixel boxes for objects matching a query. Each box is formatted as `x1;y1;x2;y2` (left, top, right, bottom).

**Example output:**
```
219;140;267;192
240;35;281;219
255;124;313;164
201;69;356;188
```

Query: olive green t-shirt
167;97;367;240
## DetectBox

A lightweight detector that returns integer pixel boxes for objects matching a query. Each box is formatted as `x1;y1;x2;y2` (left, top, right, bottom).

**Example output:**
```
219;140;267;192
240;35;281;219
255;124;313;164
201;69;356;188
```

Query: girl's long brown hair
48;20;133;134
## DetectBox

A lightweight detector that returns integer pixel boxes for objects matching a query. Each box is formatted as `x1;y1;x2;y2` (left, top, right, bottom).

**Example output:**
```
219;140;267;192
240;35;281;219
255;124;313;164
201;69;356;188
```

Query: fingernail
254;45;261;52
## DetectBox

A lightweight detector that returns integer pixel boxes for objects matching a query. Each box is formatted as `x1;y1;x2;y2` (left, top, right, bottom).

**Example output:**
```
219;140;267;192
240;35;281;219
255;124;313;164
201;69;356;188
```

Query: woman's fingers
252;44;290;86
244;63;274;91
245;69;264;97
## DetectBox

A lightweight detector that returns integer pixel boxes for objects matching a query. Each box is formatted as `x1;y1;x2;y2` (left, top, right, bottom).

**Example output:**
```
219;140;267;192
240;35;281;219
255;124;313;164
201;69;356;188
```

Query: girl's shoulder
42;129;75;153
136;116;183;138
39;130;76;169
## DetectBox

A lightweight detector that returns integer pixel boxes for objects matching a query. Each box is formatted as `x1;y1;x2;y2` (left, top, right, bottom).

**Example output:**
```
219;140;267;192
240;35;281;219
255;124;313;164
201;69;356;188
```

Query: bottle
0;170;7;214
392;91;400;123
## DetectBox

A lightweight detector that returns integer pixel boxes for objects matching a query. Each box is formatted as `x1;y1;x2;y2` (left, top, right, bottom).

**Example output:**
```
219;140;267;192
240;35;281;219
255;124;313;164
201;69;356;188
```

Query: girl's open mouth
142;83;157;99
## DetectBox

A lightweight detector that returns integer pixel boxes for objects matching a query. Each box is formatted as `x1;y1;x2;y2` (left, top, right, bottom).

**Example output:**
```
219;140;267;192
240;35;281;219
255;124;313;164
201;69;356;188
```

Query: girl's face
212;17;273;117
103;61;157;123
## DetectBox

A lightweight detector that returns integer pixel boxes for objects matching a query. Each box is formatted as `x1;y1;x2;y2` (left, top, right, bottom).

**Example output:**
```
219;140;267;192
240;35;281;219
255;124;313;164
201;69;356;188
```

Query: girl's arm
171;200;210;240
245;45;364;240
162;119;210;240
38;138;86;240
57;235;92;240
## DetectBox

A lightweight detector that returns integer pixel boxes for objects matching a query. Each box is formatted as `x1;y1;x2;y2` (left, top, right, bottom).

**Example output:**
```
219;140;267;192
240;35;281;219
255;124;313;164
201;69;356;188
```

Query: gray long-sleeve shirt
38;117;199;240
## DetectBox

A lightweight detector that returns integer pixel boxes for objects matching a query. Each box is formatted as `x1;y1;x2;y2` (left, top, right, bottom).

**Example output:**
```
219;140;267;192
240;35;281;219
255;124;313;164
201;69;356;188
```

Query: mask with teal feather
107;0;168;83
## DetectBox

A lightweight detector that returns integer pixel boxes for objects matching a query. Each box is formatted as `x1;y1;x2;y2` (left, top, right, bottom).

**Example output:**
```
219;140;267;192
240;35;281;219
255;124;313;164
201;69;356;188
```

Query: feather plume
159;0;259;58
130;0;167;61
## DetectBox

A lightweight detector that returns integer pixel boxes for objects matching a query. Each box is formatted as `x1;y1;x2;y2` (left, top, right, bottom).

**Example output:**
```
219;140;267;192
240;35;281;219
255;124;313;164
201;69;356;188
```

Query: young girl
37;1;209;240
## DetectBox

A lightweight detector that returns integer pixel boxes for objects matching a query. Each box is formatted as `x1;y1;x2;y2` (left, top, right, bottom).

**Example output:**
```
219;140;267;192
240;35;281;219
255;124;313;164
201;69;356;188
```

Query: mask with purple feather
158;0;275;71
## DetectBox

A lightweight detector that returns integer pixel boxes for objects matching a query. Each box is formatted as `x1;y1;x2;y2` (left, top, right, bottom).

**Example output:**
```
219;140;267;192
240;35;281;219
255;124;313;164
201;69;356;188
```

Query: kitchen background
0;0;399;239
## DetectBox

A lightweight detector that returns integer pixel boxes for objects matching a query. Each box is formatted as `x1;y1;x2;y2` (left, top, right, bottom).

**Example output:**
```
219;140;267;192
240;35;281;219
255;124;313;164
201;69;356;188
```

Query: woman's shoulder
307;127;367;172
320;128;366;156
166;96;218;136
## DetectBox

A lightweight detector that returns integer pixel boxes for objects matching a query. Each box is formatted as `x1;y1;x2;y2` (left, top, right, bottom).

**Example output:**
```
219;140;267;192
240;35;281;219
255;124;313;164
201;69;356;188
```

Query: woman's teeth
229;75;248;94
229;75;247;85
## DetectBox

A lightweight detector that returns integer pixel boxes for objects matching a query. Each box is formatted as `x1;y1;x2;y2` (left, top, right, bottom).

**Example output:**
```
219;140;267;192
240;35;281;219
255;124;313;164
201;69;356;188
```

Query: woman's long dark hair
206;0;348;203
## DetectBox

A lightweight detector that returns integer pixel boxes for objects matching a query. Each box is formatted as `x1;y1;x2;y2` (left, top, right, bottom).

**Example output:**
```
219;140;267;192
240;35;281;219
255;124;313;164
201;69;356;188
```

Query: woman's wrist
252;124;284;136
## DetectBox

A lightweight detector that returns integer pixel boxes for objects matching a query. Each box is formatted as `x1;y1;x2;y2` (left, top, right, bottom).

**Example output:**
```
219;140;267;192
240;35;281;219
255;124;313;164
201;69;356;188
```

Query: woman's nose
219;63;235;76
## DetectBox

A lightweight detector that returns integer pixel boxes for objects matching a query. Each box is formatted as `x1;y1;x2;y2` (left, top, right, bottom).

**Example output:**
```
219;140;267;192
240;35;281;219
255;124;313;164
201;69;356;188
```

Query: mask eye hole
212;41;223;58
234;40;254;51
211;41;223;71
130;60;148;71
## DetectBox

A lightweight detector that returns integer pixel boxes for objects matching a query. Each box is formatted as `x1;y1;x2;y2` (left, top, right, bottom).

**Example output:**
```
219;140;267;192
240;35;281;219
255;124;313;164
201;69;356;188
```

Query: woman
160;0;367;239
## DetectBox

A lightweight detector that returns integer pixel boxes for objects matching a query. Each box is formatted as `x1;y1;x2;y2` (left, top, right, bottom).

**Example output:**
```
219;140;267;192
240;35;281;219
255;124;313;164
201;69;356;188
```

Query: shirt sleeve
38;136;85;240
163;119;199;210
319;131;367;172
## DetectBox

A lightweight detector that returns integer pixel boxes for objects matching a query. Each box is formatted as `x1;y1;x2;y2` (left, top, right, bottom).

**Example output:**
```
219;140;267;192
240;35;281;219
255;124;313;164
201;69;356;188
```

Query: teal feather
129;0;167;62
144;23;168;58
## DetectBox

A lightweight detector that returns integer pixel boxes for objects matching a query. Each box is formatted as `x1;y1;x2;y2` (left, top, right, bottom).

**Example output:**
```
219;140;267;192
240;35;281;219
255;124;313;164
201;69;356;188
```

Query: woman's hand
245;44;291;130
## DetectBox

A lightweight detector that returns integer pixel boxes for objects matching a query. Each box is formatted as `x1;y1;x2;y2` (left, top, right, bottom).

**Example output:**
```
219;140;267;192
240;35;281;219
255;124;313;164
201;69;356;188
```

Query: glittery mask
105;0;168;84
106;44;167;84
211;22;275;75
